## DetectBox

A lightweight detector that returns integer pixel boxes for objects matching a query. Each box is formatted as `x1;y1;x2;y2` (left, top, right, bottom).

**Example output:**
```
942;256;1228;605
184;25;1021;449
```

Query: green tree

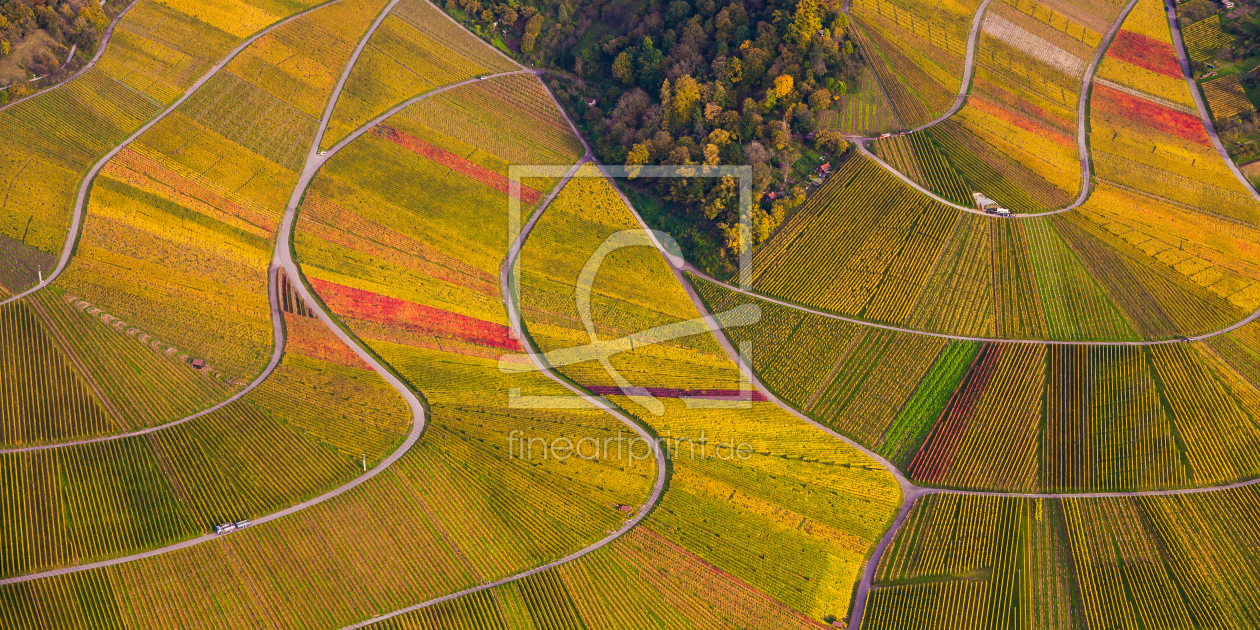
612;51;635;84
637;37;662;90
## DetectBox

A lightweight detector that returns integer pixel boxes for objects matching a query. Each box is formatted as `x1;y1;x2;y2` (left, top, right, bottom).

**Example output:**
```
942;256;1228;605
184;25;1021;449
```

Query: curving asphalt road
0;0;353;310
845;0;997;142
0;0;140;115
336;154;670;630
684;263;1260;347
849;0;1140;218
7;0;1259;625
0;0;432;586
1165;0;1260;207
0;6;534;457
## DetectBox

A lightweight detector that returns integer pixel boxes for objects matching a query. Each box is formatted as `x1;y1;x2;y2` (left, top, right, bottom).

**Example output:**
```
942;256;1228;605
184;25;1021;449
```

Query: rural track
0;0;437;586
0;9;532;456
0;0;141;116
0;0;359;310
335;52;1260;630
1165;0;1260;208
843;0;997;142
843;0;1141;219
336;153;670;630
682;263;1260;347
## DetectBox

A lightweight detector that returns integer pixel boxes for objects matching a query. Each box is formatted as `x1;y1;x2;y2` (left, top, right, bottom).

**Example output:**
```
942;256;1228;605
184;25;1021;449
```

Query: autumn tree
773;74;794;98
627;142;651;165
673;74;701;125
789;0;821;52
521;13;543;54
809;88;832;111
814;129;850;154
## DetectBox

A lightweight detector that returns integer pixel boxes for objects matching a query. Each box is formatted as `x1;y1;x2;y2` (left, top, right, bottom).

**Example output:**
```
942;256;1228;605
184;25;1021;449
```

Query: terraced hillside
3;0;1260;628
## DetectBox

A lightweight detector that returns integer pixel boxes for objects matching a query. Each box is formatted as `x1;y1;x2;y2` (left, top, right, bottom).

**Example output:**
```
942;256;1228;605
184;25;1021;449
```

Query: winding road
325;3;1260;629
847;0;1141;218
0;0;140;115
5;1;1260;629
0;0;432;586
0;0;355;309
0;7;532;457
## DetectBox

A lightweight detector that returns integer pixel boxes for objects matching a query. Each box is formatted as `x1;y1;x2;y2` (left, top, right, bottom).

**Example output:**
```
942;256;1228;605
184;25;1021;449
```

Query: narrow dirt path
684;264;1260;346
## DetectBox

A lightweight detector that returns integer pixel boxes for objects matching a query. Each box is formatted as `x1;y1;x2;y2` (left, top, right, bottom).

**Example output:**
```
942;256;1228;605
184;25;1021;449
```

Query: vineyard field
865;488;1260;629
807;328;945;447
1054;211;1245;339
9;0;1260;627
1182;15;1232;61
0;300;117;448
885;337;1260;492
910;342;1045;491
516;169;901;621
906;213;994;337
851;15;958;130
818;66;901;136
0;0;329;287
1202;74;1254;120
1023;218;1137;341
691;276;864;410
877;340;980;468
750;153;957;321
322;0;518;149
